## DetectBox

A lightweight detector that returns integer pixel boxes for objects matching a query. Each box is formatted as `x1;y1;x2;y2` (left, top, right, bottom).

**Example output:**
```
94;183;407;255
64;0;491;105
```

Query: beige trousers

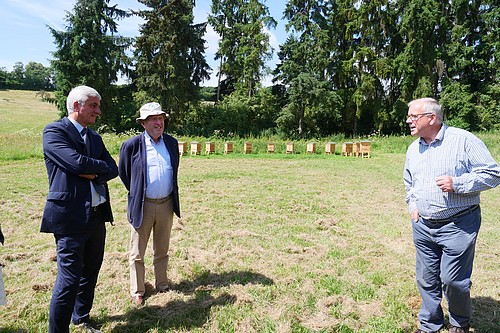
129;197;174;297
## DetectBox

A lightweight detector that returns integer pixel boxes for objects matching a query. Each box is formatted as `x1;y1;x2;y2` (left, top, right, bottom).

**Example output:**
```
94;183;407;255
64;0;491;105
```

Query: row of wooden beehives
179;141;371;157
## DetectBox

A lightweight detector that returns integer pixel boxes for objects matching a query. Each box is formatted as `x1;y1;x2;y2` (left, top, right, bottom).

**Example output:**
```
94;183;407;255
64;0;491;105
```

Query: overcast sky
0;0;287;86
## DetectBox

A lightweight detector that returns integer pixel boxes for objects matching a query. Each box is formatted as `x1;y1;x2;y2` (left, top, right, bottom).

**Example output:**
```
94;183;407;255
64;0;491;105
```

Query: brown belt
144;195;172;204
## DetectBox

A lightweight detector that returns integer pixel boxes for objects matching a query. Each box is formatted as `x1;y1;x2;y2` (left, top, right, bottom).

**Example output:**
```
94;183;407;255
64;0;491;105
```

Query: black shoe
156;284;170;293
448;325;470;333
81;322;103;333
157;286;170;293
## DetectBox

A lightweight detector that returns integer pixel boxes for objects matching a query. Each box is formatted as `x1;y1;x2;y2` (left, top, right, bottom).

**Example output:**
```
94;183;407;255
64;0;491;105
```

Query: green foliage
440;82;477;131
476;84;500;131
199;86;218;102
6;0;498;136
0;62;54;91
209;0;276;99
273;0;498;136
181;88;277;137
134;0;210;130
49;0;132;127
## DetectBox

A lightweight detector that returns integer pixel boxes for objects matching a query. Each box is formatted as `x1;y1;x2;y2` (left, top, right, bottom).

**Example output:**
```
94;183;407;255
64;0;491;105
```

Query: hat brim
136;112;167;124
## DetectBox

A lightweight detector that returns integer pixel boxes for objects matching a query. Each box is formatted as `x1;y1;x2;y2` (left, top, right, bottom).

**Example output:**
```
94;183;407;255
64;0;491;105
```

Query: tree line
0;62;54;91
2;0;498;137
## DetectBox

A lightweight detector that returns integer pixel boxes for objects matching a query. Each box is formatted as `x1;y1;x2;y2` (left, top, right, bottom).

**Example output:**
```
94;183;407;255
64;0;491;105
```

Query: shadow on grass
173;269;275;293
471;296;499;333
108;270;274;332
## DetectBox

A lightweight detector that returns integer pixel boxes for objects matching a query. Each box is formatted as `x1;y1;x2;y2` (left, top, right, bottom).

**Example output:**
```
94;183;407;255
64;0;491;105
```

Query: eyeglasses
406;113;433;122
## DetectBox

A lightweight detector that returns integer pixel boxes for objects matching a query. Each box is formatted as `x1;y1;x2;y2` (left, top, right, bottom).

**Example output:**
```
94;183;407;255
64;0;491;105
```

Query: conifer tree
49;0;132;129
209;0;276;100
134;0;210;128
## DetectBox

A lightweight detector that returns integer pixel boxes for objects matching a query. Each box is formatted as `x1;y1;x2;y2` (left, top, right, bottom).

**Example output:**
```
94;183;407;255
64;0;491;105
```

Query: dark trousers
49;214;106;333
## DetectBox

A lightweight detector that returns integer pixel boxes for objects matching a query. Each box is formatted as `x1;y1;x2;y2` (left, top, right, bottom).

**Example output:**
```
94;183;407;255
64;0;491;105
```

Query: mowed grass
0;89;59;160
0;91;498;332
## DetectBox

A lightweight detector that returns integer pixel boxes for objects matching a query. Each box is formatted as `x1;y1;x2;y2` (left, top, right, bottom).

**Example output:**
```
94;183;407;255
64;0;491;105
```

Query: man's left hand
435;175;454;192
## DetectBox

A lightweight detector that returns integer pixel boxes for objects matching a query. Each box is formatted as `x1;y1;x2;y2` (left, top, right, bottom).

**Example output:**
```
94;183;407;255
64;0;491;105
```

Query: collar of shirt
144;131;162;145
68;117;85;135
419;123;447;146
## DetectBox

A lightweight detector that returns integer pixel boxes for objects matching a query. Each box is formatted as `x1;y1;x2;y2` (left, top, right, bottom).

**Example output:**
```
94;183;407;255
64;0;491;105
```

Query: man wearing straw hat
118;102;181;306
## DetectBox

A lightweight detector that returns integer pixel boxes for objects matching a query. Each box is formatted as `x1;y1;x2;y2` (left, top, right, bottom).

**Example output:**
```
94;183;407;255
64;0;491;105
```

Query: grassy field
0;90;498;332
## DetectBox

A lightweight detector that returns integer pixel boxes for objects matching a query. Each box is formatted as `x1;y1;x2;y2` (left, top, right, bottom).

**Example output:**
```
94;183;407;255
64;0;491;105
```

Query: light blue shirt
404;124;500;219
68;117;106;207
144;132;173;199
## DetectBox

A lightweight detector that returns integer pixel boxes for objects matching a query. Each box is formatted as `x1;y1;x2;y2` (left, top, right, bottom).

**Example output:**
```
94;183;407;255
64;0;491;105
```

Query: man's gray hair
66;85;101;115
408;97;443;122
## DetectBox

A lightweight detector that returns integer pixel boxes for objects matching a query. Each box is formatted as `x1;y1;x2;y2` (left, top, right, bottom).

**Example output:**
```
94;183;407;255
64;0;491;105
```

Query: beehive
325;142;336;154
205;142;215;154
190;142;201;155
244;142;252;154
342;142;353;156
224;142;233;154
178;142;187;156
306;142;316;154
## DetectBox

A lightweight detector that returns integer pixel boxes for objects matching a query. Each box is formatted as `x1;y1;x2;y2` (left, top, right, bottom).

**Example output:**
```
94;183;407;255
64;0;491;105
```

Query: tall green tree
24;62;54;91
441;0;498;131
275;0;334;136
209;0;276;99
349;0;392;134
0;68;7;88
134;0;210;128
49;0;132;129
10;62;25;88
394;0;449;101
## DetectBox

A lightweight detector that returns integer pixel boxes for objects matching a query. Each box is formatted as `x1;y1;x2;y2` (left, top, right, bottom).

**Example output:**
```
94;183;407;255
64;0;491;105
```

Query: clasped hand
79;174;96;180
435;175;454;193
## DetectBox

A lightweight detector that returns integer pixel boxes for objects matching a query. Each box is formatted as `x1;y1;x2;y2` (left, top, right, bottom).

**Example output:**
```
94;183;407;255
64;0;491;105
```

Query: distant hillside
0;89;59;134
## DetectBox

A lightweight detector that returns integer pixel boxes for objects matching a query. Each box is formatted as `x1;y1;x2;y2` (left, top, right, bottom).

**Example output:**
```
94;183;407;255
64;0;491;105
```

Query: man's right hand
411;209;419;223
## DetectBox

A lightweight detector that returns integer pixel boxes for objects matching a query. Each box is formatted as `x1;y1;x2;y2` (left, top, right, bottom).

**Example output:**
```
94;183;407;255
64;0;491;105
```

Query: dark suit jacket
41;117;118;234
118;132;181;229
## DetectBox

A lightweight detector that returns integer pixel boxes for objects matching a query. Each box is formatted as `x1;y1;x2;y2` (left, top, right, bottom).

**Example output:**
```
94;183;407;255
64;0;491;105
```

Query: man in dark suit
118;102;180;306
41;85;118;333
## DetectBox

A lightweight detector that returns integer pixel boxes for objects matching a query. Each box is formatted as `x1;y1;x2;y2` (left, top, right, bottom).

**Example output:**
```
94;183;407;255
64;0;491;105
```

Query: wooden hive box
267;142;275;153
360;140;371;158
325;142;336;154
178;141;187;156
342;142;353;156
286;142;294;154
224;141;233;154
306;142;316;154
190;141;201;155
244;142;252;154
205;142;215;154
353;142;361;157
